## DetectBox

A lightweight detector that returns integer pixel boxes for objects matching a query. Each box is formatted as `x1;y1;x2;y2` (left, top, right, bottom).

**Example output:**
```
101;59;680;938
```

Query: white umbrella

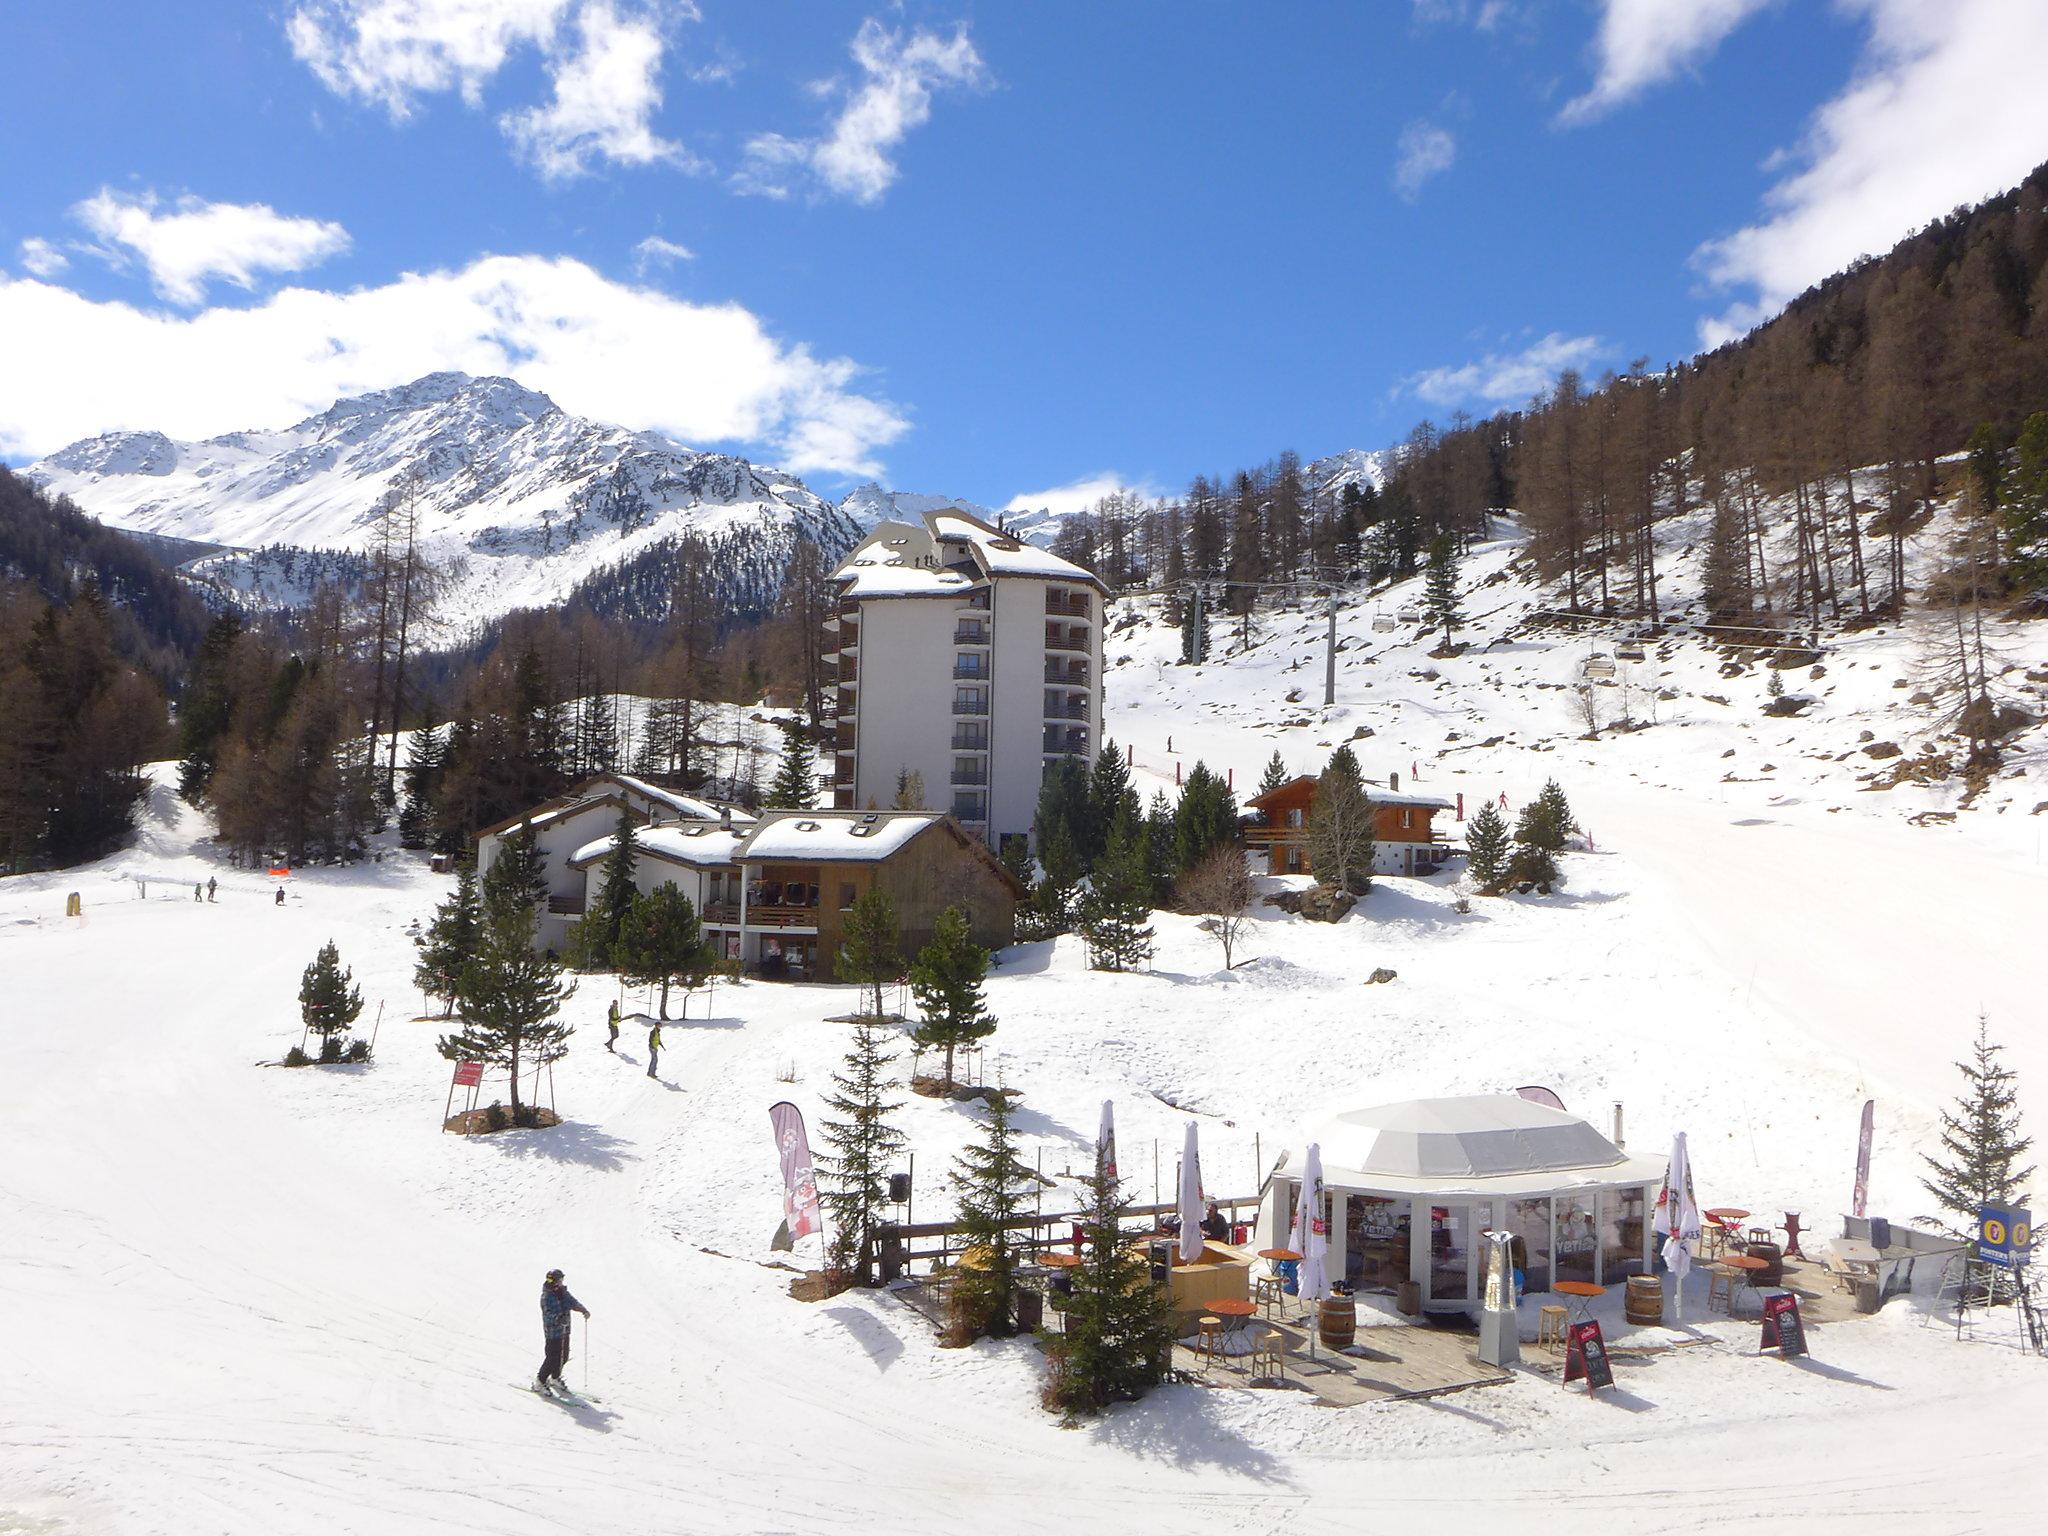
1178;1122;1204;1264
1653;1131;1702;1321
1096;1099;1118;1185
1290;1142;1330;1303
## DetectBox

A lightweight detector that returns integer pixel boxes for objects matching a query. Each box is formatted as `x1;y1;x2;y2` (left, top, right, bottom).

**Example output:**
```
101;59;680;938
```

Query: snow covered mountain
837;481;1002;532
1303;447;1388;501
27;373;863;636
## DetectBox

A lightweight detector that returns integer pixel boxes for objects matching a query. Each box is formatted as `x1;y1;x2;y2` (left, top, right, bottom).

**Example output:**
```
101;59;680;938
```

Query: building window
953;686;987;715
1344;1196;1410;1292
954;652;987;679
953;792;987;821
838;882;856;910
1555;1196;1599;1286
1509;1197;1553;1294
1402;808;1414;830
1601;1188;1647;1282
1286;807;1304;828
952;721;988;750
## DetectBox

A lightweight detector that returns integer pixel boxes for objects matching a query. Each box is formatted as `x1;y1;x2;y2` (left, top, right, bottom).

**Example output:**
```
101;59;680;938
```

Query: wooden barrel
1318;1296;1357;1350
1625;1274;1663;1325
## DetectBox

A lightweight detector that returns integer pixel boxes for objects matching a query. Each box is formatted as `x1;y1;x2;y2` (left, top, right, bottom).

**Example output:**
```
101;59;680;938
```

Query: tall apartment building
825;508;1106;853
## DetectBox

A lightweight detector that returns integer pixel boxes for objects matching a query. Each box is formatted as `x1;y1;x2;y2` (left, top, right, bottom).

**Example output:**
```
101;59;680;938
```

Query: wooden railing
877;1194;1261;1278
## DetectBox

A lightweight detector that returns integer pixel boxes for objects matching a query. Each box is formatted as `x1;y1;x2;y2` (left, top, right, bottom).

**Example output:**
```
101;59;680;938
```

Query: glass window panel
1429;1204;1474;1300
1555;1195;1599;1285
1510;1197;1552;1293
1602;1187;1647;1282
1343;1196;1409;1292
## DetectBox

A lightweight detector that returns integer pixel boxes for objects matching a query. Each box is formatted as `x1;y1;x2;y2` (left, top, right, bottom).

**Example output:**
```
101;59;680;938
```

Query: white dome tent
1258;1094;1667;1314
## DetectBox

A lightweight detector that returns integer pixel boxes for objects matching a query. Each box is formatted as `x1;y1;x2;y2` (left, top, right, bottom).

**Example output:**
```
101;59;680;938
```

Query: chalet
568;808;1023;982
474;773;754;953
1243;772;1459;879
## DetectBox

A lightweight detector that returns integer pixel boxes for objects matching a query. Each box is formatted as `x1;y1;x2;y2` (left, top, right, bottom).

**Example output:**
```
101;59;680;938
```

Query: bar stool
1537;1304;1568;1353
1253;1274;1284;1319
1250;1329;1285;1385
1706;1265;1736;1315
1747;1226;1772;1251
1195;1315;1225;1365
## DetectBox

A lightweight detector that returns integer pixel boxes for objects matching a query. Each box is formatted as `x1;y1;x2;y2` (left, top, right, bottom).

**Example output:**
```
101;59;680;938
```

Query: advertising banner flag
768;1102;822;1243
1852;1100;1874;1219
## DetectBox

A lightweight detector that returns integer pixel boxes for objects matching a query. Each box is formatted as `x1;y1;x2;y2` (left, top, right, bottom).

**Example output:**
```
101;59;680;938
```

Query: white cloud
72;189;351;306
0;254;906;477
1559;0;1774;124
736;18;987;204
1003;473;1159;517
1404;332;1609;407
288;0;696;178
287;0;575;115
502;1;694;180
1693;0;2048;348
17;238;69;278
1413;0;1522;30
632;234;696;271
1393;121;1457;202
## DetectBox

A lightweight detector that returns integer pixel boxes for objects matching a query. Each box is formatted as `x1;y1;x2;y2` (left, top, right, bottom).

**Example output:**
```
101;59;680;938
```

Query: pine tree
1527;779;1574;851
836;888;903;1021
614;881;714;1018
299;939;364;1062
1080;819;1156;972
396;724;443;848
1142;789;1178;903
1423;532;1465;649
1306;745;1375;895
891;769;926;811
768;720;817;810
1256;749;1290;799
1018;820;1079;942
440;841;577;1124
1464;801;1511;891
573;806;639;969
494;821;550;917
1508;795;1563;889
1041;1163;1177;1419
1171;762;1240;878
819;1015;907;1287
414;861;481;1017
2001;411;2048;593
908;906;995;1089
1921;1016;2034;1237
1084;743;1139;869
948;1091;1027;1341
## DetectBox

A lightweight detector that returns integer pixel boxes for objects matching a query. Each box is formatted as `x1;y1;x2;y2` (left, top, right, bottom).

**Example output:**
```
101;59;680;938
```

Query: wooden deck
1171;1305;1511;1406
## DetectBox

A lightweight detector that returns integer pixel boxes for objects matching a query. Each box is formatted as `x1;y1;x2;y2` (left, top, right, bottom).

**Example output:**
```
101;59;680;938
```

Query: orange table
1706;1209;1750;1222
1554;1280;1606;1323
1209;1296;1259;1337
1258;1248;1302;1263
1039;1251;1082;1269
1719;1253;1769;1316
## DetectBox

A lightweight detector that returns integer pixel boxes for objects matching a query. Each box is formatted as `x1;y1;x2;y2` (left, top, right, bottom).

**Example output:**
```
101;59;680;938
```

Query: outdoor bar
1256;1094;1666;1314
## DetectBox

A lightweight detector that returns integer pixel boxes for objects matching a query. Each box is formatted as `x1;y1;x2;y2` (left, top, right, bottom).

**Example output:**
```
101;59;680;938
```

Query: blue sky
3;1;2044;511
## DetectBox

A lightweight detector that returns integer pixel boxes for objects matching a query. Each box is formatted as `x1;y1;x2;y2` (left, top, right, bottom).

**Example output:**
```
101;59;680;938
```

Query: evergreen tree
1083;743;1139;868
1464;801;1511;891
494;822;550;917
1171;762;1240;878
1034;759;1092;870
819;1015;907;1287
836;888;903;1021
1079;819;1156;972
1018;821;1080;941
413;862;481;1017
1142;789;1178;903
396;725;443;848
998;834;1033;890
1305;746;1375;895
439;837;577;1123
1256;749;1291;799
1041;1163;1177;1419
948;1091;1026;1341
176;612;243;802
1423;532;1464;648
568;806;639;970
1921;1016;2034;1237
299;938;364;1062
2002;411;2048;593
891;769;926;811
908;906;996;1089
1507;801;1561;889
1523;779;1574;852
614;881;714;1018
768;720;817;810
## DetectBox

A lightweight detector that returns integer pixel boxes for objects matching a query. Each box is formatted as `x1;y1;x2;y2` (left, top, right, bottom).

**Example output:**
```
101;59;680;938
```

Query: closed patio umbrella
1653;1131;1701;1321
1096;1100;1117;1185
1178;1122;1204;1264
1290;1142;1330;1304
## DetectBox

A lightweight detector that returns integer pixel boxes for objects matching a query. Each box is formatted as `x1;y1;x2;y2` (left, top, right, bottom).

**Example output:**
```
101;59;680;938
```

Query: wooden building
1243;773;1459;879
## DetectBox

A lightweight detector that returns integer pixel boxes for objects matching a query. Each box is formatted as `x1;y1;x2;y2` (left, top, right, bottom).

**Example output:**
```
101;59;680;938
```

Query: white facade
827;509;1104;853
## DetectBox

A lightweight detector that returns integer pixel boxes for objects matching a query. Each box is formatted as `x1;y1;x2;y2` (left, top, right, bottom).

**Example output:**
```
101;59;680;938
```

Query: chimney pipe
1612;1101;1625;1149
1390;770;1400;792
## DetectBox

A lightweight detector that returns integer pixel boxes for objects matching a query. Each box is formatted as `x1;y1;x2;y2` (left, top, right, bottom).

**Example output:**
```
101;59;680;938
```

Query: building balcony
951;768;989;786
951;729;989;751
952;699;990;716
1042;727;1090;755
835;726;856;751
953;625;989;645
951;800;988;823
743;906;820;931
956;589;991;611
546;893;585;917
1045;591;1093;618
1045;660;1089;685
952;663;990;681
1044;700;1089;721
1045;632;1089;653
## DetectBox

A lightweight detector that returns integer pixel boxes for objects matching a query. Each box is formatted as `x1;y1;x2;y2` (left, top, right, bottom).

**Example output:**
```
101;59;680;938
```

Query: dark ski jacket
541;1281;588;1340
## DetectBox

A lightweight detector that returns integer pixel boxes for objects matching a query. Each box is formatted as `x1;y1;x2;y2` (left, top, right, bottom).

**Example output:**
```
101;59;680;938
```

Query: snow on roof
929;512;1097;583
1247;774;1453;813
738;811;938;863
1275;1094;1665;1199
835;556;979;600
834;510;1104;595
603;772;754;824
571;823;749;869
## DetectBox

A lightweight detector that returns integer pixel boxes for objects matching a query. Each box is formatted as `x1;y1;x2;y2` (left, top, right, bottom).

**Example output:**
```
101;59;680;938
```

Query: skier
275;886;286;907
646;1022;662;1079
606;1000;620;1053
535;1269;590;1395
194;883;203;902
206;877;217;903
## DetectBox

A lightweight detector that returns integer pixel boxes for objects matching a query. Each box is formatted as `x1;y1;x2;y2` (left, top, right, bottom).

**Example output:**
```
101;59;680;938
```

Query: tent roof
1274;1094;1664;1200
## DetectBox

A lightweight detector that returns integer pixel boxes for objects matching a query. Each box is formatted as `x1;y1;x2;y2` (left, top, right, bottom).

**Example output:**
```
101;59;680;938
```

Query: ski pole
582;1313;589;1393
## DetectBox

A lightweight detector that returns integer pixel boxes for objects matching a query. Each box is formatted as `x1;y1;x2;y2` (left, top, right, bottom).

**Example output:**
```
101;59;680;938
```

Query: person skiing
646;1022;662;1079
194;883;203;902
536;1269;590;1394
606;1000;620;1054
206;877;217;902
275;886;286;907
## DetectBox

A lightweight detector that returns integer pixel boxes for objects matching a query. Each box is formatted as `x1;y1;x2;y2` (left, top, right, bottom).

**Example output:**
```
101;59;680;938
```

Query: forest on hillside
1044;158;2048;631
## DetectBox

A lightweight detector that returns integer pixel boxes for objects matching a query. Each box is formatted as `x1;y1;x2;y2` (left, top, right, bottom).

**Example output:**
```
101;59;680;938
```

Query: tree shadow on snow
992;939;1058;975
1786;1356;1892;1390
1089;1390;1290;1483
822;1306;904;1372
483;1119;637;1173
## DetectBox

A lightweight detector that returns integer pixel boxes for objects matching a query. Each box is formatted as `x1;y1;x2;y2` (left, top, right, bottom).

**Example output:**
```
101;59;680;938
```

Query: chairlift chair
1615;641;1646;663
1396;607;1421;624
1371;610;1397;634
1581;654;1617;681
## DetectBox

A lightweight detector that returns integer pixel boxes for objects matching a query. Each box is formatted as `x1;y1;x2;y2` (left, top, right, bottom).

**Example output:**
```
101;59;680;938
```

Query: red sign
452;1061;484;1088
1563;1320;1615;1392
1760;1293;1807;1358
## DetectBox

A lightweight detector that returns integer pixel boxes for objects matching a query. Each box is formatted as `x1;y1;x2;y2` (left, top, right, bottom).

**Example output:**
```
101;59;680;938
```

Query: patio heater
1478;1230;1520;1368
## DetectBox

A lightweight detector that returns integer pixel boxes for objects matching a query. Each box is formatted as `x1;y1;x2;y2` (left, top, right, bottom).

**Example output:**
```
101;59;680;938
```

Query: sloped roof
1276;1094;1665;1199
738;810;938;863
572;773;754;825
1245;774;1454;814
833;508;1105;595
569;823;749;871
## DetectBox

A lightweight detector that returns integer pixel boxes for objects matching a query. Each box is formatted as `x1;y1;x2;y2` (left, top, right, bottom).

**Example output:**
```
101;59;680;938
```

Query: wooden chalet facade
1244;773;1460;879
